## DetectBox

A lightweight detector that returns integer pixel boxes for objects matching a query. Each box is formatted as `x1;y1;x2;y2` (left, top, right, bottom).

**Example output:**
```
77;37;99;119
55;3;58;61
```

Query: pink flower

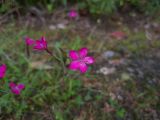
0;64;6;79
25;37;35;46
34;36;48;50
68;10;78;19
9;82;25;95
69;48;94;73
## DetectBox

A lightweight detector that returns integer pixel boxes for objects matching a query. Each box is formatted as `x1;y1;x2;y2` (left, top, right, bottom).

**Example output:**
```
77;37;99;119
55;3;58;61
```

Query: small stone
109;59;125;66
109;92;116;100
127;67;134;73
117;95;123;101
49;25;56;30
97;67;115;75
102;51;116;59
97;19;101;24
57;23;66;29
121;73;130;80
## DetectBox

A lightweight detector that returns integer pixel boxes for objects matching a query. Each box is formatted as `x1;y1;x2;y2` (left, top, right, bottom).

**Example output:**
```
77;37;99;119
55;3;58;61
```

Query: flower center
40;43;44;47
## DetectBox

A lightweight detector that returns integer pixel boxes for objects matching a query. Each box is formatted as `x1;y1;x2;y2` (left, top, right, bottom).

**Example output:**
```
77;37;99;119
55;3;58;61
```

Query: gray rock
97;67;116;75
102;50;116;59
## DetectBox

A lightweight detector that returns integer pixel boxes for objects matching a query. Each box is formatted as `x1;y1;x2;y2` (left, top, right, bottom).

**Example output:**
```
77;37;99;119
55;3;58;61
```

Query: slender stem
69;79;72;94
55;47;67;75
46;49;61;62
26;45;30;57
46;48;53;56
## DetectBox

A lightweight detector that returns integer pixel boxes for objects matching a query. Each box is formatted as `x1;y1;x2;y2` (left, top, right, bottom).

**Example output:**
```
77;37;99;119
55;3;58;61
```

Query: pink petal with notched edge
69;61;80;70
34;40;47;50
0;64;6;78
69;50;79;60
33;40;42;49
79;48;88;58
25;37;35;46
17;84;25;90
0;64;6;71
79;62;88;73
9;82;16;88
0;73;3;78
11;88;20;95
41;37;47;45
40;36;46;42
9;82;25;95
68;10;78;18
33;36;48;50
83;56;94;64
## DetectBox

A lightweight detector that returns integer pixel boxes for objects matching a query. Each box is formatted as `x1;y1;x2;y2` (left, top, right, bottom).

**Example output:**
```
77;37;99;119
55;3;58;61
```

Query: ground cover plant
0;0;160;15
0;1;160;120
0;30;96;119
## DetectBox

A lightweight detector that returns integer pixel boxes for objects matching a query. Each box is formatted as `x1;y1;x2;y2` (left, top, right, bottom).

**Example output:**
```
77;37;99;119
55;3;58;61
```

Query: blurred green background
0;0;160;15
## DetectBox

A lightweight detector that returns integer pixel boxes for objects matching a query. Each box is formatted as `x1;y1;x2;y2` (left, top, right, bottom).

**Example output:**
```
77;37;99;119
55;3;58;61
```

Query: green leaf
75;95;84;106
116;108;126;118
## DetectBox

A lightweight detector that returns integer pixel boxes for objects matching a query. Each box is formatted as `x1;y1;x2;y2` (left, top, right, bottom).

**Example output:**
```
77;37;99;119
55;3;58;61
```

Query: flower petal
0;73;4;78
33;40;42;48
79;48;88;58
0;64;6;78
34;40;47;50
69;50;79;60
25;37;35;46
0;64;6;71
41;36;46;42
83;56;94;64
69;61;80;70
9;82;16;88
79;62;88;73
11;88;20;95
68;10;78;18
17;84;25;90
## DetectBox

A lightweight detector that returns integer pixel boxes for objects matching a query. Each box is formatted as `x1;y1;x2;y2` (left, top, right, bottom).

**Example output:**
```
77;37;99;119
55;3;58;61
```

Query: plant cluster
0;0;160;15
0;35;95;119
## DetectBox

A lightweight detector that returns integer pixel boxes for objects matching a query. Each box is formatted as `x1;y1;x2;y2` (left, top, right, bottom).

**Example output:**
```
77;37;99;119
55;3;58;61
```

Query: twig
26;45;30;57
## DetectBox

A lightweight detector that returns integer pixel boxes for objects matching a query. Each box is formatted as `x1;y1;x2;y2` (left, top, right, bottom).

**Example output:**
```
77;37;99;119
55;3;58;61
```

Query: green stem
26;45;30;57
46;49;62;62
55;47;66;75
69;79;72;94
